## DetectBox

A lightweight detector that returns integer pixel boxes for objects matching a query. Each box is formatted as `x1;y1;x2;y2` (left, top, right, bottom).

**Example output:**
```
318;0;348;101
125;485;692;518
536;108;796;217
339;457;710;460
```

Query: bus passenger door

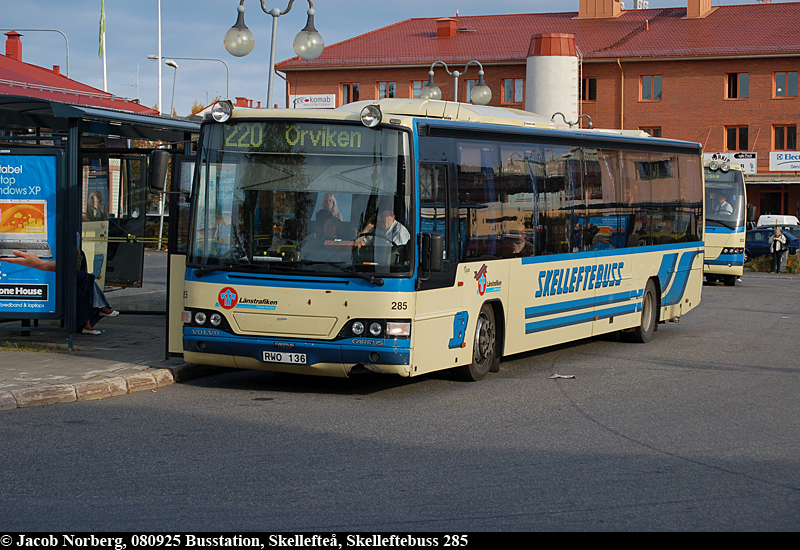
167;155;195;356
413;163;464;375
104;155;147;288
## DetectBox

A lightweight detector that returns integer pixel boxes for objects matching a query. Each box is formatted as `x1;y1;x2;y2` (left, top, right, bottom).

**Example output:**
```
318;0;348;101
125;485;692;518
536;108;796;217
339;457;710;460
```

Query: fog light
369;352;380;363
369;322;382;336
194;311;207;325
386;321;411;337
352;321;365;336
210;313;222;327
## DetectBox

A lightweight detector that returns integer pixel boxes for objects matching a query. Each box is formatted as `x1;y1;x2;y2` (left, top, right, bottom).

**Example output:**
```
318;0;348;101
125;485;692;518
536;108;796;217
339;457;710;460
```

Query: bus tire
723;275;737;286
626;279;658;344
456;303;497;382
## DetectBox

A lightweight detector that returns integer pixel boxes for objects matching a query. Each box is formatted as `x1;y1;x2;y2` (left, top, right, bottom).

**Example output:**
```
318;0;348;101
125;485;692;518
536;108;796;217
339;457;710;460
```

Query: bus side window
420;163;448;260
457;142;501;261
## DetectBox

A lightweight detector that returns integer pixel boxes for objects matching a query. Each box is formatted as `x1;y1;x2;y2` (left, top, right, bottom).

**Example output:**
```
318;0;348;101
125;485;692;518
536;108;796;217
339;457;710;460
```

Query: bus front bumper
183;328;412;377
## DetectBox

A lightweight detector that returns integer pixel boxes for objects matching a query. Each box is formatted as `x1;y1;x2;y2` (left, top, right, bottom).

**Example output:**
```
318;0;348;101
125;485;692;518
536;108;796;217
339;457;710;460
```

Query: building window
503;79;523;103
378;81;396;99
641;75;662;100
640;127;662;138
774;125;797;150
726;73;749;99
341;83;359;105
411;81;424;99
775;71;798;98
726;126;749;151
581;77;597;101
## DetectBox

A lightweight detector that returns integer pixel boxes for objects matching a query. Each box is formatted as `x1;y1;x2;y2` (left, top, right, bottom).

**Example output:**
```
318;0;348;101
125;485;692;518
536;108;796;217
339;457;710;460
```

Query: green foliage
745;253;799;274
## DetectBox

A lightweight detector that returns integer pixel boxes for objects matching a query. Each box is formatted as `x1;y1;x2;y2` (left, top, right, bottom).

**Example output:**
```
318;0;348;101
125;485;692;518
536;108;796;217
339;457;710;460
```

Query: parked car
744;228;799;262
763;224;800;240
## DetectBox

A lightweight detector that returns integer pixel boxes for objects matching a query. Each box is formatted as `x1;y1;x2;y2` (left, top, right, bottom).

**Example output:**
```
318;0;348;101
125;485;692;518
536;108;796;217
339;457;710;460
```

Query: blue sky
1;1;791;116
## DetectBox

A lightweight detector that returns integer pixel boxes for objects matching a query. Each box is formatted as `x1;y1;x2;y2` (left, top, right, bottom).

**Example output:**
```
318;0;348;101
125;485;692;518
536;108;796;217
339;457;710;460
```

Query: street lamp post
148;55;230;100
223;0;324;108
420;60;493;105
165;59;178;115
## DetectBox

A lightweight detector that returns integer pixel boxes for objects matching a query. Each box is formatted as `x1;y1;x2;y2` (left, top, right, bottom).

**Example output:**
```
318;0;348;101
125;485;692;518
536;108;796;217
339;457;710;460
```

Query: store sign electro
770;152;800;172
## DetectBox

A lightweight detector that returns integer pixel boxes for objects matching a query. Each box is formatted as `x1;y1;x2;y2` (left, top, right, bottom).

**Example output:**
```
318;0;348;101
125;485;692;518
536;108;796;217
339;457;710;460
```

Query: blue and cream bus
177;98;704;381
703;160;747;285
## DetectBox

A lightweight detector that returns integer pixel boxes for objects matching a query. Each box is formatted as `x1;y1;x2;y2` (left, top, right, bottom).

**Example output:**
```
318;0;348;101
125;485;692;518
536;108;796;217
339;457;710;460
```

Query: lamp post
0;28;69;77
148;55;230;99
165;59;178;115
223;0;324;108
420;60;492;105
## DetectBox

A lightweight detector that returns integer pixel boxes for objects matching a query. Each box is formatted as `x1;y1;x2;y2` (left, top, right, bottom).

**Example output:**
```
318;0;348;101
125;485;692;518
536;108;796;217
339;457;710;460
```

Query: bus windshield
189;121;413;276
704;167;746;229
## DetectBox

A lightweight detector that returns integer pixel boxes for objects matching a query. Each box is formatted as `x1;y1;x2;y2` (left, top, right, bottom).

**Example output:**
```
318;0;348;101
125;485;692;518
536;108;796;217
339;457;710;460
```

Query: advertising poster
0;154;59;316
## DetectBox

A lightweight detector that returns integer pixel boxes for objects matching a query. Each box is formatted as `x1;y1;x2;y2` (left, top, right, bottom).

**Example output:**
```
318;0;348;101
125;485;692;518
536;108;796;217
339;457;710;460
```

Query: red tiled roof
0;47;158;115
277;3;800;70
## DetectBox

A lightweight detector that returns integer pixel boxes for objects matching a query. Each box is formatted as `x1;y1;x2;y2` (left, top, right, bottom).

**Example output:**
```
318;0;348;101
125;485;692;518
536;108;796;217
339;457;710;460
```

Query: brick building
276;0;800;218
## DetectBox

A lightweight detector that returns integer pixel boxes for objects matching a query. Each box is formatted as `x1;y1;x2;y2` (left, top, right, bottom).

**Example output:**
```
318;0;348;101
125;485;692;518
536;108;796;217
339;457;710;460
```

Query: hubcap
474;313;495;365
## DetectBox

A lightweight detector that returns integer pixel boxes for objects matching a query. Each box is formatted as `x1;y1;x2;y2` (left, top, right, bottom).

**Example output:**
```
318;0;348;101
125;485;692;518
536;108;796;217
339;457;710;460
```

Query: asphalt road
1;277;799;532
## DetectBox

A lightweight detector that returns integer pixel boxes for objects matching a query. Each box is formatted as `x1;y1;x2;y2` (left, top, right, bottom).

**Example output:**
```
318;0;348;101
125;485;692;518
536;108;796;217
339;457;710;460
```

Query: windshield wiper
707;218;737;230
192;261;269;277
287;260;385;286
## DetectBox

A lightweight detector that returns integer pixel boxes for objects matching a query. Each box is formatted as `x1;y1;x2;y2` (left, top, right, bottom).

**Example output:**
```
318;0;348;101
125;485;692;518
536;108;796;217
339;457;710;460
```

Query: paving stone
12;385;77;408
0;391;17;410
125;372;158;393
151;368;175;387
74;380;114;401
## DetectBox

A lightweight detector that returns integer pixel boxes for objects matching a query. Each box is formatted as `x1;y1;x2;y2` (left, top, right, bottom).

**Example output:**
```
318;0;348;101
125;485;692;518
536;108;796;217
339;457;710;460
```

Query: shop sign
770;151;800;172
704;152;757;175
289;94;336;109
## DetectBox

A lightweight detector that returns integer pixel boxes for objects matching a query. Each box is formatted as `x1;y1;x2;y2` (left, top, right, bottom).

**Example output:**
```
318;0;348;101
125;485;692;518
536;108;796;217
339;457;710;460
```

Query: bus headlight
210;313;223;327
211;100;233;123
369;322;382;336
352;321;365;336
709;161;719;171
386;321;411;337
194;312;207;325
721;162;730;172
360;105;382;128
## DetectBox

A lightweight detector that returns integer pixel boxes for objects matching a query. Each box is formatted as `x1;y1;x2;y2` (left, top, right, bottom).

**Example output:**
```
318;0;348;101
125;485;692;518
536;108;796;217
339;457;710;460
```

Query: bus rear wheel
723;275;737;286
456;304;497;381
624;279;657;344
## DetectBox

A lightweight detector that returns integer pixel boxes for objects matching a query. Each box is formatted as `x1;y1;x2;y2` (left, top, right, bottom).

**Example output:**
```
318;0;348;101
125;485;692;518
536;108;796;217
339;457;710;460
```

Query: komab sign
289;94;335;109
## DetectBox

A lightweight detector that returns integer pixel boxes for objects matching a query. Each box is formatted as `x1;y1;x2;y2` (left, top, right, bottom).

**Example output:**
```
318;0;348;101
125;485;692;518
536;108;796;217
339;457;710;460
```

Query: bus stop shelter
0;94;199;348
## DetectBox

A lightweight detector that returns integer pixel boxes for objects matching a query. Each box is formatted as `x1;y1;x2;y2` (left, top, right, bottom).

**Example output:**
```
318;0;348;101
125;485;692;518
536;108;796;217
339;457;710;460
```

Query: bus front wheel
456;304;498;381
624;279;657;344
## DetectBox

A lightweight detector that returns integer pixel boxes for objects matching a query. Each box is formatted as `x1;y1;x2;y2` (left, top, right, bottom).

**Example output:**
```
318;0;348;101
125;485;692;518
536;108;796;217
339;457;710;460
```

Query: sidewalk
0;312;222;411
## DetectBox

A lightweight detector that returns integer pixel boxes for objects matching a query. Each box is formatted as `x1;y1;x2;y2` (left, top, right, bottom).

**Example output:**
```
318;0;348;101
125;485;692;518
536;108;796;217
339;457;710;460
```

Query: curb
0;363;225;411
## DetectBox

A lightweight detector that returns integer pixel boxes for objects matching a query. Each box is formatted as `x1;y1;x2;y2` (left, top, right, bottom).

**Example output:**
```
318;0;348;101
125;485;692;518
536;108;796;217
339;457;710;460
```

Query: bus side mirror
421;233;444;273
747;204;756;223
149;150;170;191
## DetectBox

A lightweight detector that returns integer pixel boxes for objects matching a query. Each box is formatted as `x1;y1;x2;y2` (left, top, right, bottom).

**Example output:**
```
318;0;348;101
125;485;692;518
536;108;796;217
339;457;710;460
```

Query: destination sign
223;122;376;154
